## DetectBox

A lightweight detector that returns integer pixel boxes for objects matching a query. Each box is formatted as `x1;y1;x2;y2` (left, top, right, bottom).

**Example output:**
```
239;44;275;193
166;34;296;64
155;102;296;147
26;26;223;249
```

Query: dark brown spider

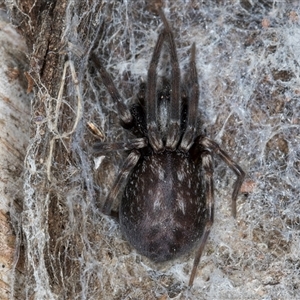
91;7;245;287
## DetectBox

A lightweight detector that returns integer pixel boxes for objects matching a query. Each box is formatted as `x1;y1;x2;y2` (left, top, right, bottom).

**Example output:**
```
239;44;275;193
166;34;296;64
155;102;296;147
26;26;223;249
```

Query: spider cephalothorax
91;7;245;286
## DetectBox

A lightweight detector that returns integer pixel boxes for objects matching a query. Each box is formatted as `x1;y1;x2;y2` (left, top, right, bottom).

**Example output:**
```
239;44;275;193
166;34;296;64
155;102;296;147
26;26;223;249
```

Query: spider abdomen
119;151;206;262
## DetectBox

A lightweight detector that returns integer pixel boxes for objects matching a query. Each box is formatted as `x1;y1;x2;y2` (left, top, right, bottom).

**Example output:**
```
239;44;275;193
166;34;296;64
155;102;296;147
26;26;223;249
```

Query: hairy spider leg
199;136;245;217
102;150;141;215
189;151;214;286
157;8;181;150
93;138;148;152
90;52;133;126
146;29;166;152
180;42;199;152
188;136;245;285
90;53;150;215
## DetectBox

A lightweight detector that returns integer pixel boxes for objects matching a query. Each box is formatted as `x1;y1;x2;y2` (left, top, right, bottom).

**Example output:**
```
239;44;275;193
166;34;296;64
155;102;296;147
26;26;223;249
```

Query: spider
91;7;245;287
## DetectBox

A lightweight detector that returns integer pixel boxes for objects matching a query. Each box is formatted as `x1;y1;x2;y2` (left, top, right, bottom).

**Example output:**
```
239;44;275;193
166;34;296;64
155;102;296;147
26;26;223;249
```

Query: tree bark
0;13;30;300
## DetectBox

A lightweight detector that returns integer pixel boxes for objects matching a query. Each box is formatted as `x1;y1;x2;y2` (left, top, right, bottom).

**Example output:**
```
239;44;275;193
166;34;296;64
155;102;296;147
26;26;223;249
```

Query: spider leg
189;151;214;286
102;150;141;215
146;28;166;152
93;137;147;152
180;43;199;152
90;52;133;126
199;136;245;217
157;8;181;150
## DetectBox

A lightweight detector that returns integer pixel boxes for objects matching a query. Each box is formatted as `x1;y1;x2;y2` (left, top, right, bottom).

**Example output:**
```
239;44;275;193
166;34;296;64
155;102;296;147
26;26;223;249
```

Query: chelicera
91;7;245;286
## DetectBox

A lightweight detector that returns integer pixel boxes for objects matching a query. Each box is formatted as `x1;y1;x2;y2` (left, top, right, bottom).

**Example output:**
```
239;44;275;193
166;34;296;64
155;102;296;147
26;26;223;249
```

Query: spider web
8;0;300;299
